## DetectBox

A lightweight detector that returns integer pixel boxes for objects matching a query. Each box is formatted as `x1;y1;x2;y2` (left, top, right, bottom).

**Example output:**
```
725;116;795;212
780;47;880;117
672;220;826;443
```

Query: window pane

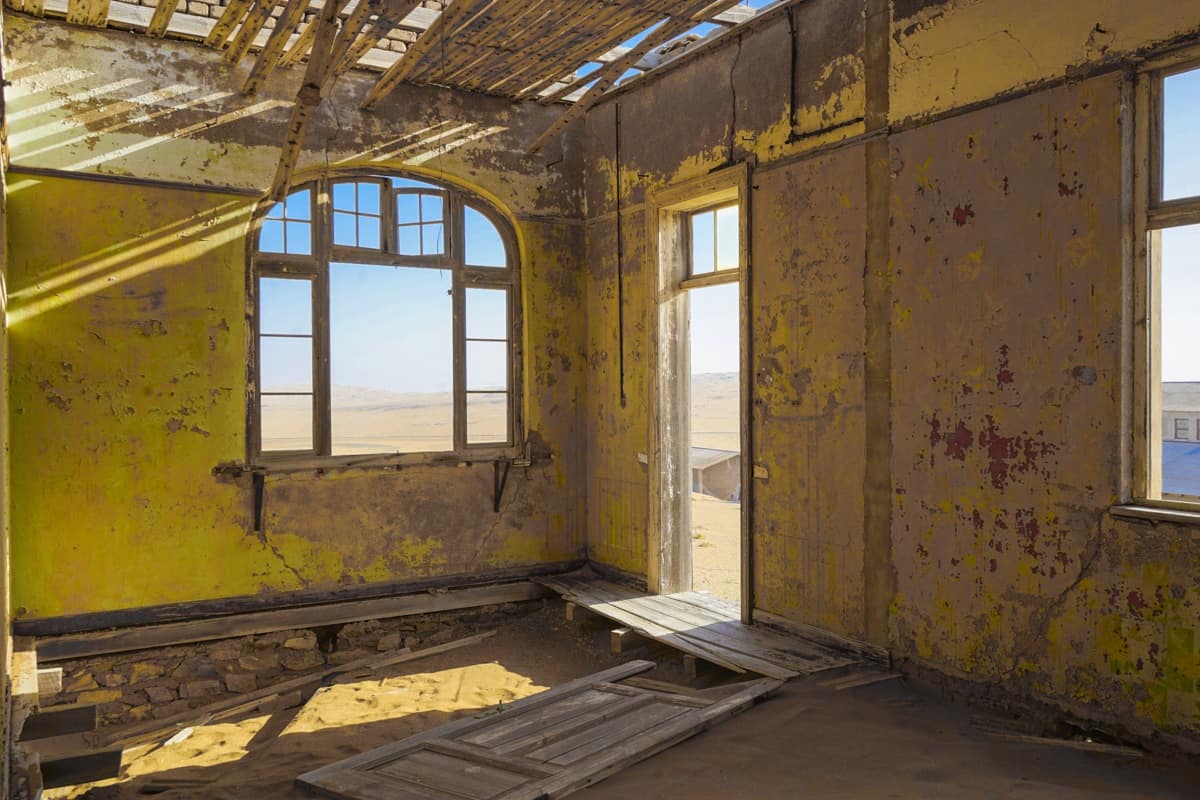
397;225;421;255
260;219;285;253
259;277;311;335
466;288;507;340
421;193;444;221
396;193;420;225
392;177;439;190
468;393;509;444
261;394;313;452
333;211;357;246
284;189;311;221
358;182;380;215
691;210;715;275
330;263;453;455
260;336;312;393
716;205;739;270
358;215;381;249
468;340;508;391
333;182;356;211
1160;223;1200;497
286;221;312;255
1163;67;1200;201
465;206;507;267
422;223;445;255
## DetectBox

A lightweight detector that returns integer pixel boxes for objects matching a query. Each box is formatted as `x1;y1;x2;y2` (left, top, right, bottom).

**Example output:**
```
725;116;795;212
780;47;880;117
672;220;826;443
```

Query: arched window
251;174;520;463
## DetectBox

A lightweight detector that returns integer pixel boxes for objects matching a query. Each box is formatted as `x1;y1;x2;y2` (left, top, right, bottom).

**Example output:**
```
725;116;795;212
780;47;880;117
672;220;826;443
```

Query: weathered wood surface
298;660;780;799
36;581;542;661
538;570;863;680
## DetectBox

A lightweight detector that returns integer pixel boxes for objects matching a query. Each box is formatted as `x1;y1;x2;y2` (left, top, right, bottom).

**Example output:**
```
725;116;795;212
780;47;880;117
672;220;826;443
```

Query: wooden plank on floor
38;581;544;662
40;749;123;789
18;704;98;741
298;661;779;800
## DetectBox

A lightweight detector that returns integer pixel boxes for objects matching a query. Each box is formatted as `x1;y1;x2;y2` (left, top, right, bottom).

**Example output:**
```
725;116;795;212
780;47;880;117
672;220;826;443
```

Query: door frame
645;163;753;622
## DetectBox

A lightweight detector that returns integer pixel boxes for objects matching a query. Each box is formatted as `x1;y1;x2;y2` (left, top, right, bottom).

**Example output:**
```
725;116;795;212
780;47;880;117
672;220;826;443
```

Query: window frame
1132;50;1200;509
248;171;523;469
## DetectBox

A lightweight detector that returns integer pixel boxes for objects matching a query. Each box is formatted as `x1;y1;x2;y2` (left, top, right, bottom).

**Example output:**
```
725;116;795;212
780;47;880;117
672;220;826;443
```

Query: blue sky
1161;66;1200;383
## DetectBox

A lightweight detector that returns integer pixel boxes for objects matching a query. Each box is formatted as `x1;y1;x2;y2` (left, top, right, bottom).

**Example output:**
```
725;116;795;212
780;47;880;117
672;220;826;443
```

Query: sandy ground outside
691;494;740;605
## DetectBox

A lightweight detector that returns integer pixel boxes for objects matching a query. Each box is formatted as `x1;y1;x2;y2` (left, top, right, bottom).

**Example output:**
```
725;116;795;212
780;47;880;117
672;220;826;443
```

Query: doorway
646;166;751;621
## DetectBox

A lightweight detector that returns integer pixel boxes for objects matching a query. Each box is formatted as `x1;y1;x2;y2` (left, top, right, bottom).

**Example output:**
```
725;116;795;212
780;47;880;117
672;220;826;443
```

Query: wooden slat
204;0;253;48
243;0;310;94
279;10;322;67
40;750;123;790
224;0;282;63
145;0;180;37
360;0;480;110
65;0;108;26
298;661;656;791
38;582;542;662
334;0;424;76
18;705;98;742
498;678;781;800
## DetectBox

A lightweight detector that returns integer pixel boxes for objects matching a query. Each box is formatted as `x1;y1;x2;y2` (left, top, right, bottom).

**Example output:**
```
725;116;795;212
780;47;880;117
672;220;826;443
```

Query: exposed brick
376;633;403;651
180;679;222;699
78;688;124;705
283;634;317;651
126;662;166;683
145;686;176;704
224;673;257;693
101;672;128;688
238;653;280;672
279;648;324;672
327;648;373;666
62;672;99;693
206;641;242;661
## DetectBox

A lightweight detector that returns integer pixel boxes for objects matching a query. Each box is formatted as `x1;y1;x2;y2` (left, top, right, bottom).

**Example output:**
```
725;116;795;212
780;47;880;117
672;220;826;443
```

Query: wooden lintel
359;0;477;111
145;0;180;37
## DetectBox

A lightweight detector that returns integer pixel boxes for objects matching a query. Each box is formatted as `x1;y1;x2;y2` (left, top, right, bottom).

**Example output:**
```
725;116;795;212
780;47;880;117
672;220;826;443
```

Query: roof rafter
242;0;311;94
224;0;282;63
528;0;745;154
359;0;485;110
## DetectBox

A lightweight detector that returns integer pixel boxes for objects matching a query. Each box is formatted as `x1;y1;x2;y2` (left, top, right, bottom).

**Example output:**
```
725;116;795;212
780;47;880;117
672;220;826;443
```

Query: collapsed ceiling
3;0;768;193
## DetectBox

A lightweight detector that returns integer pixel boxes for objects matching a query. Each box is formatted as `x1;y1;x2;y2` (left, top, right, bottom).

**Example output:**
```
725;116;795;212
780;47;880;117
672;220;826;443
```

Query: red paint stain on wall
952;204;975;226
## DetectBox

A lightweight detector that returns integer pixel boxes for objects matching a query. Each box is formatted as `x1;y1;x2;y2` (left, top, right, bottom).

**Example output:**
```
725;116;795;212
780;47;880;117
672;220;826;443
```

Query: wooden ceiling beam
527;0;743;153
269;0;343;200
332;0;424;77
225;0;282;63
242;0;310;94
66;0;109;27
204;0;253;48
360;0;488;111
145;0;180;37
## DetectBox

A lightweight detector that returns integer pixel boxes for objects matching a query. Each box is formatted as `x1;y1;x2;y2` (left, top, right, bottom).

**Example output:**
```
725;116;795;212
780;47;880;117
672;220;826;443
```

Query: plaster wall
2;13;587;620
581;0;1200;742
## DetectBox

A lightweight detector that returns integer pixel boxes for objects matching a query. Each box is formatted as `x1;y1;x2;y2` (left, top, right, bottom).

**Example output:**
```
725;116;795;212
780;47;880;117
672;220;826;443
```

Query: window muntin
252;174;519;463
1145;62;1200;503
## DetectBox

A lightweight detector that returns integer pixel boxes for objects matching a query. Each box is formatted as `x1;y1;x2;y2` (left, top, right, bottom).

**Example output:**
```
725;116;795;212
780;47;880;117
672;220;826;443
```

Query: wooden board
297;660;780;799
37;581;543;662
537;571;861;679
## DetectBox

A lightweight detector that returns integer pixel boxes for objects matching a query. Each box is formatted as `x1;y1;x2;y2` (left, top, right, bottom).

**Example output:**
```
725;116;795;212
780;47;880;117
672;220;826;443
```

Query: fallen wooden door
296;660;780;800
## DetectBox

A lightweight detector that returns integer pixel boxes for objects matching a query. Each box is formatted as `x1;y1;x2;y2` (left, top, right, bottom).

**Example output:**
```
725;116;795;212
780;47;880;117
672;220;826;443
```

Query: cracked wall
3;14;587;619
582;0;1200;743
